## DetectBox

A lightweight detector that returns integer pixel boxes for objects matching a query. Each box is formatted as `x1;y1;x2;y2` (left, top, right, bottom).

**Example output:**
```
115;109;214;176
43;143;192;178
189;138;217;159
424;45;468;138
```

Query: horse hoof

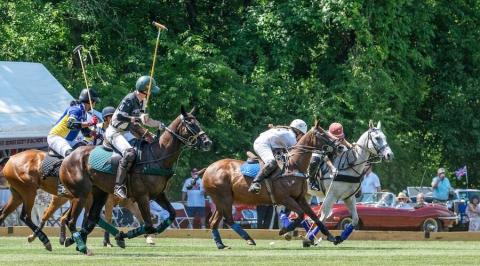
64;237;74;247
283;233;292;241
145;236;155;245
278;228;287;236
115;234;126;249
103;240;113;248
44;242;52;251
59;236;66;246
217;243;230;249
27;234;36;243
246;239;256;246
86;249;94;256
302;239;313;248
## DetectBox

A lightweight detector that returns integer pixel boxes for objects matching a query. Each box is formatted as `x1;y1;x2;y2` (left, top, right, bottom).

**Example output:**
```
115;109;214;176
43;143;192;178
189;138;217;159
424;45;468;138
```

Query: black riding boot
114;148;135;200
307;154;322;191
248;161;277;194
114;163;128;200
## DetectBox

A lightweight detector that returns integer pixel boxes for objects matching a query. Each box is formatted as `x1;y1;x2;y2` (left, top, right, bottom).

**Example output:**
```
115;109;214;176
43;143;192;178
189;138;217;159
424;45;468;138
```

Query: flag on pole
455;165;467;180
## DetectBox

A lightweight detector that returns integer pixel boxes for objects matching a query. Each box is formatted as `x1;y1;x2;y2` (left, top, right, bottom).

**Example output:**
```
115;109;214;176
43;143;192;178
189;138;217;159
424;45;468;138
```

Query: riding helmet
78;88;100;104
136;76;160;95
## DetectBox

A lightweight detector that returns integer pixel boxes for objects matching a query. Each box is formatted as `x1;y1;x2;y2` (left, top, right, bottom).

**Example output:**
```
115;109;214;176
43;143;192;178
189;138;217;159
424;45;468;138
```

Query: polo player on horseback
308;122;353;191
248;119;308;194
47;88;100;194
106;76;166;200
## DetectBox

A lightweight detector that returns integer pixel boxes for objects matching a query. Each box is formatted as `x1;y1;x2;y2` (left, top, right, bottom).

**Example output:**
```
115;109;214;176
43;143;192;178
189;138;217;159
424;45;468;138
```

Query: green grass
0;237;477;266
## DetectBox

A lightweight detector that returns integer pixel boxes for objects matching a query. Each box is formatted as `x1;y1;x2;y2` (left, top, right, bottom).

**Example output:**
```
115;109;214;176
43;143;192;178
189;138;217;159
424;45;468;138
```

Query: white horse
304;121;394;246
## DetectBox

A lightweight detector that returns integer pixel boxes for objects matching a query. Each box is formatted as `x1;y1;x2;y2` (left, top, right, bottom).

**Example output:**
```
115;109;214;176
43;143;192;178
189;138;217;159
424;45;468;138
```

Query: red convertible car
311;192;457;231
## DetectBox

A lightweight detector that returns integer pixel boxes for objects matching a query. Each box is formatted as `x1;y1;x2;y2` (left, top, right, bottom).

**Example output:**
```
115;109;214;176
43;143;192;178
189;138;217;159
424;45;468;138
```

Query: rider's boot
307;153;322;191
248;160;277;194
56;149;73;196
114;148;135;200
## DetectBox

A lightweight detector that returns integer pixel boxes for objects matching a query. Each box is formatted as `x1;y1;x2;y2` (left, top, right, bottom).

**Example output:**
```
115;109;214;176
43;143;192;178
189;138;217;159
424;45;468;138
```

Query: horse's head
170;106;212;151
363;121;394;162
300;120;337;154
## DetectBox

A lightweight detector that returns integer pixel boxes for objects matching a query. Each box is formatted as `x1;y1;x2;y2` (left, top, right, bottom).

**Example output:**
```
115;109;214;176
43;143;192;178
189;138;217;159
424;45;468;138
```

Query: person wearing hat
248;119;308;194
395;192;412;209
85;106;116;146
106;76;166;199
431;168;452;203
182;168;206;228
48;88;100;195
328;122;353;150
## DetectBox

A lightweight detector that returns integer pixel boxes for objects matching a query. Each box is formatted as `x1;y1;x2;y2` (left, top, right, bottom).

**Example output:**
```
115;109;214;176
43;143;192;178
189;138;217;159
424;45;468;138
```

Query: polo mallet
144;21;168;111
73;45;94;109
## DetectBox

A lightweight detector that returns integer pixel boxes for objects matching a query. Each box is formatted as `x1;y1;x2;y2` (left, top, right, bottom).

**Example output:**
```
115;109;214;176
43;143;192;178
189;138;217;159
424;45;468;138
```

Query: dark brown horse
60;106;212;254
202;121;340;249
0;150;73;251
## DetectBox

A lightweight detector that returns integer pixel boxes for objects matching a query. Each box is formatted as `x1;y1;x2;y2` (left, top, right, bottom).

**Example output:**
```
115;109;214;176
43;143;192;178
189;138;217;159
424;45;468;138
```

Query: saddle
240;149;287;179
41;149;63;179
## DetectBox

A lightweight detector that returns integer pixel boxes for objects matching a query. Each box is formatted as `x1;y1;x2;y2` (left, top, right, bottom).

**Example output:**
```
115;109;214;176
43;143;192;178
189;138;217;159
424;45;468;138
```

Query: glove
140;113;149;125
330;167;338;178
144;132;154;143
131;116;142;124
88;115;99;126
158;122;166;131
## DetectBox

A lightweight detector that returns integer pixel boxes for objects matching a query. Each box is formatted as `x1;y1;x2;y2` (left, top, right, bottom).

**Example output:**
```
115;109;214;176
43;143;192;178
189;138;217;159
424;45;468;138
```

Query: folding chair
171;202;194;229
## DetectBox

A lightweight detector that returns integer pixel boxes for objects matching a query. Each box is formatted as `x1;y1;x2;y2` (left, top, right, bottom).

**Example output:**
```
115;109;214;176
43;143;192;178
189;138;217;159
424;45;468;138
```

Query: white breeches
47;135;75;157
105;126;132;155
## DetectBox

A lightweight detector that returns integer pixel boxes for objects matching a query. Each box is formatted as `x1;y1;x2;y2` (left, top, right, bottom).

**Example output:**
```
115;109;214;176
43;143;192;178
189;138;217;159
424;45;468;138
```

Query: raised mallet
145;21;168;110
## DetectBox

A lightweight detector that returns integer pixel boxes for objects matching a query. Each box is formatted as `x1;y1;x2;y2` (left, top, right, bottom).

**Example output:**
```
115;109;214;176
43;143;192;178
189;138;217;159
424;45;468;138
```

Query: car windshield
457;191;480;201
359;192;395;207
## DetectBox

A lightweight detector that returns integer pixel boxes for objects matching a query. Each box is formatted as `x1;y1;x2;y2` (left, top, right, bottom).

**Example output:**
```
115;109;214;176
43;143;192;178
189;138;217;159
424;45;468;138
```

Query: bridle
137;114;207;165
165;114;207;148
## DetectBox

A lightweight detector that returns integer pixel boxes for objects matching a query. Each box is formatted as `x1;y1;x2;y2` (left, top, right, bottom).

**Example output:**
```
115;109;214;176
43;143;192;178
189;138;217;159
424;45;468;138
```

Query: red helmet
329;122;345;139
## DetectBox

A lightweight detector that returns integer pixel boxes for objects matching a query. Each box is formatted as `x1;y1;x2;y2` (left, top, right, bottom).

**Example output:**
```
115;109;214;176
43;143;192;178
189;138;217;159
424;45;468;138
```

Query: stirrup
57;184;68;196
114;185;127;199
248;182;261;194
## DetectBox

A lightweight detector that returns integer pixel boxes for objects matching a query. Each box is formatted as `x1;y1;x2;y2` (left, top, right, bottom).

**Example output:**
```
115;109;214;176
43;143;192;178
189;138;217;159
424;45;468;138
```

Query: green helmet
136;76;160;95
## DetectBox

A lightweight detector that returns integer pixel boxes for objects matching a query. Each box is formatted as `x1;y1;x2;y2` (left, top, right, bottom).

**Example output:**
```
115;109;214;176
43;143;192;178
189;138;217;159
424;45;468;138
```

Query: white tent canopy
0;61;74;139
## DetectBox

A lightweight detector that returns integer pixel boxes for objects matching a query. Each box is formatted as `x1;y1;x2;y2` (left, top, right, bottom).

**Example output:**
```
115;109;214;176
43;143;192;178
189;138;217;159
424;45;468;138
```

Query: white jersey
255;127;297;149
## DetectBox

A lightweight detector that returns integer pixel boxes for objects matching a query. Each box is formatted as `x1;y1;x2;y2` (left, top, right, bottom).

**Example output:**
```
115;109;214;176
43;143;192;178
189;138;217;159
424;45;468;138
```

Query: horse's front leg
73;187;109;255
116;195;155;243
152;192;175;234
297;197;339;245
337;196;357;242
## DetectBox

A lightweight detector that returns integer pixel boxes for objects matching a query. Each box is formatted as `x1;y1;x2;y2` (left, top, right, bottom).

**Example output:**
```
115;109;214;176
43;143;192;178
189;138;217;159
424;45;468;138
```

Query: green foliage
1;0;479;198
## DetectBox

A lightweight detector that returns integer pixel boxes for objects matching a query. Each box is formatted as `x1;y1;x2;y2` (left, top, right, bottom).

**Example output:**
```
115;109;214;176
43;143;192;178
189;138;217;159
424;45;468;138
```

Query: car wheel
338;217;353;230
422;218;442;232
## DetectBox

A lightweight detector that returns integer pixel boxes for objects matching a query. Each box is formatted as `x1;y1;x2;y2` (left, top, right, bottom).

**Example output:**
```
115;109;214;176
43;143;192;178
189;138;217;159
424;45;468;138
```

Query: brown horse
26;194;155;247
60;106;212;254
202;121;341;249
0;149;73;251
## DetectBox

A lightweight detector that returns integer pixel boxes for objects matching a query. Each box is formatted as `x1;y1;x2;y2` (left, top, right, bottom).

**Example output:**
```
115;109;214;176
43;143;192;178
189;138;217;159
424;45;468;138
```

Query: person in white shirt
248;119;308;194
361;163;381;195
182;168;206;228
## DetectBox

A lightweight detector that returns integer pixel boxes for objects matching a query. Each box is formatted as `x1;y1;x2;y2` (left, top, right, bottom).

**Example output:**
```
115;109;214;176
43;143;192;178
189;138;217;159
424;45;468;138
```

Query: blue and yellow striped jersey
49;103;87;141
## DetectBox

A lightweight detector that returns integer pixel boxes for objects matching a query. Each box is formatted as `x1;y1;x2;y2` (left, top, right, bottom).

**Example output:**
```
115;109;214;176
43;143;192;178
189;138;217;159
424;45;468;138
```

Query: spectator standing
361;164;381;195
182;168;206;228
431;168;452;202
466;195;480;231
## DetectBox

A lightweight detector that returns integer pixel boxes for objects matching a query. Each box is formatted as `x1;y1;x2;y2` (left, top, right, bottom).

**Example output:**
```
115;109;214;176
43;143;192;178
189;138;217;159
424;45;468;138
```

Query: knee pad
123;148;136;162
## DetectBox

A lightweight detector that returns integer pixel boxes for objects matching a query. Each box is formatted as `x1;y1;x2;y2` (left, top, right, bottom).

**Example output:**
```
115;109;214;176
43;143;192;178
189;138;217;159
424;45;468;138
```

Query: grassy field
0;237;478;266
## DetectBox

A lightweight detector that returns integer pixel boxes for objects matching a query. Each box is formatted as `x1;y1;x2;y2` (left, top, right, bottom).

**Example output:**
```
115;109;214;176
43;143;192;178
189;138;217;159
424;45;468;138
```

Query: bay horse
201;121;340;249
26;194;155;247
61;106;212;254
304;121;394;246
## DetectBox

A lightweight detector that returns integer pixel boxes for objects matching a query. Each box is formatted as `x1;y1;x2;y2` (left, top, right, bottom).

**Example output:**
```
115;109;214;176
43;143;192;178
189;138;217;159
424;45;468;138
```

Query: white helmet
290;119;308;134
